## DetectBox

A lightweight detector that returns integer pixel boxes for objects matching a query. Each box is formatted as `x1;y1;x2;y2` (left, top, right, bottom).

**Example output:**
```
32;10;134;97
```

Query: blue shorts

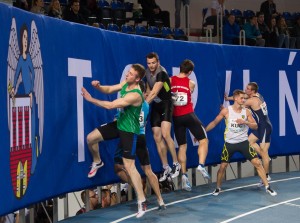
251;121;272;143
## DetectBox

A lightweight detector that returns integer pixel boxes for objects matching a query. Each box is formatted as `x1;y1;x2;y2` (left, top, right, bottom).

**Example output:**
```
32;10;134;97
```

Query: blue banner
0;3;299;215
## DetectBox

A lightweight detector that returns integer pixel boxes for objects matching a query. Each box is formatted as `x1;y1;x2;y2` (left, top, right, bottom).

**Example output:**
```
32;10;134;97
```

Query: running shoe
197;165;211;179
266;186;277;196
136;200;147;218
182;175;192;191
159;166;172;182
171;163;181;179
212;188;221;196
158;203;166;211
258;175;271;187
88;161;104;178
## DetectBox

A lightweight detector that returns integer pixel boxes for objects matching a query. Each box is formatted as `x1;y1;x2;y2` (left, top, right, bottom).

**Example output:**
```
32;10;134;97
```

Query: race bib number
173;92;188;106
260;102;268;115
139;111;144;128
228;119;244;133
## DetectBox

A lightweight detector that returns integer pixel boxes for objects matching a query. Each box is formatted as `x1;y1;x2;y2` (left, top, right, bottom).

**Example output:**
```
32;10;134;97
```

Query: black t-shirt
155;70;172;101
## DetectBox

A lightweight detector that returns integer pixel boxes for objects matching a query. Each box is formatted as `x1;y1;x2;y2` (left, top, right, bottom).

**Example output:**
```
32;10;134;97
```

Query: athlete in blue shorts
244;82;272;185
225;82;273;185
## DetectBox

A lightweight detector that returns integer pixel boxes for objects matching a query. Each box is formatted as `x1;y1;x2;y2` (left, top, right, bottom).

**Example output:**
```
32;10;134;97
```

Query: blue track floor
59;171;300;223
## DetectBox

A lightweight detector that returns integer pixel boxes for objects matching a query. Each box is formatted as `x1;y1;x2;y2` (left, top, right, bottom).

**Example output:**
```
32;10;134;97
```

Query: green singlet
117;83;144;134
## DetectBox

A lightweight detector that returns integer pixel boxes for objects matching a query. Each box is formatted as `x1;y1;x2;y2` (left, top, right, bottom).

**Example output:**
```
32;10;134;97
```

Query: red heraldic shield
9;96;32;198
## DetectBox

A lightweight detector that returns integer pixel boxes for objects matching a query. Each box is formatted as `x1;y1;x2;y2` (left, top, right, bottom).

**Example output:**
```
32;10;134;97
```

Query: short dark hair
72;0;80;4
233;89;245;98
256;11;264;17
179;59;194;74
80;190;86;202
132;64;145;80
248;82;259;92
146;52;159;61
139;80;146;93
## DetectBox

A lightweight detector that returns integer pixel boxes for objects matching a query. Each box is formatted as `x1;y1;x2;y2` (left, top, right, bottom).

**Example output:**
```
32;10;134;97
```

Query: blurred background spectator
257;12;271;46
48;0;63;19
222;14;240;45
292;16;300;49
276;16;296;48
266;16;278;47
31;0;46;14
203;0;226;36
139;0;170;27
175;0;190;28
76;189;101;215
243;15;265;46
260;0;279;24
63;0;87;24
14;0;30;11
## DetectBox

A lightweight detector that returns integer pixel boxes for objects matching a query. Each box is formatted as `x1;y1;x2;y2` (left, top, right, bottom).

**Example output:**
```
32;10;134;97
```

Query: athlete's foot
159;166;172;182
197;164;211;179
158;200;166;211
171;163;181;179
88;161;104;178
212;188;221;196
266;186;277;196
136;200;147;218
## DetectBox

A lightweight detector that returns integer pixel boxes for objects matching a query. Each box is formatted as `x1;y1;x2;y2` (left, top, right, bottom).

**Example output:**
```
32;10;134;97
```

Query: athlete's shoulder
189;79;195;85
221;106;229;116
244;107;252;113
246;95;257;104
157;70;168;77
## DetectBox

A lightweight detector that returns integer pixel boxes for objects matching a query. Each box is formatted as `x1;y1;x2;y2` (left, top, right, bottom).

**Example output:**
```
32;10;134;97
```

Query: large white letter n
279;71;300;136
68;58;92;162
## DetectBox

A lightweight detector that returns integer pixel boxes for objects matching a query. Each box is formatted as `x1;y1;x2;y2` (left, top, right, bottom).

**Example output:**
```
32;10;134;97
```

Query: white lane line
284;203;300;208
220;197;300;223
111;176;300;223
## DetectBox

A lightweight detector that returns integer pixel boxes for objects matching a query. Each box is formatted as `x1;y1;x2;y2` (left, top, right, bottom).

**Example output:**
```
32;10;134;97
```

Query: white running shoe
197;165;211;179
212;188;221;196
158;204;166;211
171;163;181;179
136;200;147;218
182;175;192;191
88;161;104;178
266;186;277;196
159;166;172;182
157;199;166;211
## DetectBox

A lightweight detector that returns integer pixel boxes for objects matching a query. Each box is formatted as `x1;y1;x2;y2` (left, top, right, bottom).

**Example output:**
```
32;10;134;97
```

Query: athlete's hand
171;91;178;102
81;87;92;101
224;93;229;101
236;119;246;125
91;80;100;88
